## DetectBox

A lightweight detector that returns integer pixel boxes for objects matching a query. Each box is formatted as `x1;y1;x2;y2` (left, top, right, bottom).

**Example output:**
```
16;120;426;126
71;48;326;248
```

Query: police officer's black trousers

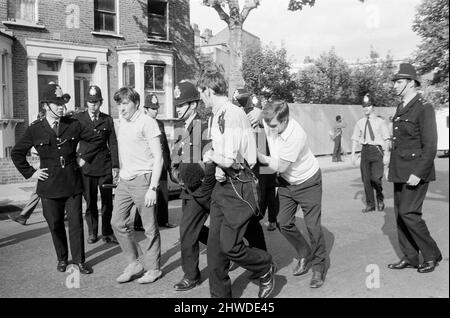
277;169;327;272
82;174;113;236
41;194;85;263
134;172;169;227
394;182;441;265
207;180;272;298
360;144;384;208
258;173;279;224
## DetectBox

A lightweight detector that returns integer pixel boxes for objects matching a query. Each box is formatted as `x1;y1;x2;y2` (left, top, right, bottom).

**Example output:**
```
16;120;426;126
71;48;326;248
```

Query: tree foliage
242;44;297;102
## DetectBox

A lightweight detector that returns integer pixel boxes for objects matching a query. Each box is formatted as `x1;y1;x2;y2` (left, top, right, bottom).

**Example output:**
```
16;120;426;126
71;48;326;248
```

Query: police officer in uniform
387;63;442;273
134;93;176;229
75;85;120;244
11;83;102;274
198;70;275;298
170;80;215;291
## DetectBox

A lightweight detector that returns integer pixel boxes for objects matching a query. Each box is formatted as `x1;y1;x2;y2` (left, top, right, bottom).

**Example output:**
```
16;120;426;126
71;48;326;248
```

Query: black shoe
362;206;376;213
87;234;98;244
418;255;442;273
57;260;68;272
377;201;385;211
102;234;119;244
8;214;27;225
134;226;145;232
387;259;418;270
310;271;324;288
174;277;200;291
258;262;276;298
293;258;311;276
77;263;93;274
160;222;177;229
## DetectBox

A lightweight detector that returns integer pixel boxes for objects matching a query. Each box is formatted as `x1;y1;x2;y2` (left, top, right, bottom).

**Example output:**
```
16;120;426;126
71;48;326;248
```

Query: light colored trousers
111;174;161;270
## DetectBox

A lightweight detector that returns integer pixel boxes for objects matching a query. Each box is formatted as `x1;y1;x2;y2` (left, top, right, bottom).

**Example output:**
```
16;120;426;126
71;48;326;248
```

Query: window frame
94;0;119;34
148;0;169;41
7;0;39;25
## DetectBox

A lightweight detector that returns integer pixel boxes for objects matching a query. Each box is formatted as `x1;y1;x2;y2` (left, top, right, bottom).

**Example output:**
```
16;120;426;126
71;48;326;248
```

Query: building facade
0;0;198;159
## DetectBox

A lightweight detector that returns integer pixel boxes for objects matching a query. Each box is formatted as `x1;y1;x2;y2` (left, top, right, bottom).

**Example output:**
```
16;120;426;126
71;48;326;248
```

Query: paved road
0;158;448;298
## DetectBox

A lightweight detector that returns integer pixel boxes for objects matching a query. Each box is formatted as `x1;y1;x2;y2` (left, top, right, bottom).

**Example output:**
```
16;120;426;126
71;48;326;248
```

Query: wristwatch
150;186;157;192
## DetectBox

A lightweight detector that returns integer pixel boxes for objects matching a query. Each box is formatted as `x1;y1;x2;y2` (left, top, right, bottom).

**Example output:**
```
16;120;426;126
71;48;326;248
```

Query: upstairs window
94;0;117;33
148;0;168;40
7;0;38;24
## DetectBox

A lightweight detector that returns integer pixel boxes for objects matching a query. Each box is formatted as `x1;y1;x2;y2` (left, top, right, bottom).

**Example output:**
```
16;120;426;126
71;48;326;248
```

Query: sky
190;0;423;65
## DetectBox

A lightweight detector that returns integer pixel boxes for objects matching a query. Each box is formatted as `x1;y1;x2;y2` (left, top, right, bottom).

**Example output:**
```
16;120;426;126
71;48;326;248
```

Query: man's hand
32;168;49;181
257;152;268;165
112;168;120;179
406;174;421;187
203;149;214;164
77;157;86;168
215;167;226;183
145;188;157;207
247;108;263;128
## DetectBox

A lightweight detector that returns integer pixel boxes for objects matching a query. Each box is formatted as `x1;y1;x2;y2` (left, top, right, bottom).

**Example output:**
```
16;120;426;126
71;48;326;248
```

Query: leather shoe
418;255;442;273
8;214;27;225
76;263;93;274
310;271;324;288
258;262;276;298
293;258;311;276
87;234;98;244
377;201;385;211
387;259;418;270
102;234;119;244
174;277;200;291
362;206;376;213
57;260;68;272
160;222;177;229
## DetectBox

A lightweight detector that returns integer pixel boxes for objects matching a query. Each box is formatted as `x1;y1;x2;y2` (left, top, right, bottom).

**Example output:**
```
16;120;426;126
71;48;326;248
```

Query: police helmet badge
218;111;226;134
233;89;239;101
89;86;97;97
54;86;63;98
252;95;259;106
174;86;181;99
152;95;158;105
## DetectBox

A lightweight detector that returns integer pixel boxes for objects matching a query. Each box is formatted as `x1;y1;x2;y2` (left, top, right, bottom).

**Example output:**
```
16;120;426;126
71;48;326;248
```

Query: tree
202;0;364;97
242;44;297;102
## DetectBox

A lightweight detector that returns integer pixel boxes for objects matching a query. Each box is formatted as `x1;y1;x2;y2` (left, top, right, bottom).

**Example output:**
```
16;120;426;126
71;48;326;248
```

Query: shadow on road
0;226;50;248
381;207;402;259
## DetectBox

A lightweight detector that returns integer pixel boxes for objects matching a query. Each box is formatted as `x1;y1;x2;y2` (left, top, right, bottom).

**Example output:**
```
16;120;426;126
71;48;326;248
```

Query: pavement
0;155;448;298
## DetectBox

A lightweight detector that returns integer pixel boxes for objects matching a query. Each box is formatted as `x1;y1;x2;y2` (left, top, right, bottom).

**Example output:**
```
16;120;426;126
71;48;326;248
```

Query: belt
362;144;382;147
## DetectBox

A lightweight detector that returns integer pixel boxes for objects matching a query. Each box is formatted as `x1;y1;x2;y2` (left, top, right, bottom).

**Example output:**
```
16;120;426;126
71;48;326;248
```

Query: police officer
170;80;215;291
11;83;103;274
351;93;390;212
388;63;442;273
75;85;119;244
134;93;176;229
198;70;275;298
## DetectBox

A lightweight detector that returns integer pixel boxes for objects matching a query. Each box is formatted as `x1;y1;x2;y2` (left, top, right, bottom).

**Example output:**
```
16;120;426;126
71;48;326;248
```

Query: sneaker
136;269;163;284
116;263;145;283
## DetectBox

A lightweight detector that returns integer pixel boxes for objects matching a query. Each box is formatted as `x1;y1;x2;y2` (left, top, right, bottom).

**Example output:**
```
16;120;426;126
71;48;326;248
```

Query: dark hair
336;115;341;121
197;68;228;96
262;100;289;124
113;87;140;106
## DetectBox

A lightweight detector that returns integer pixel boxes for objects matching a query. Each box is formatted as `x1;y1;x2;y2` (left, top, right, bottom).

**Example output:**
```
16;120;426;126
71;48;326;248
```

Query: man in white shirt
110;87;164;285
250;100;327;289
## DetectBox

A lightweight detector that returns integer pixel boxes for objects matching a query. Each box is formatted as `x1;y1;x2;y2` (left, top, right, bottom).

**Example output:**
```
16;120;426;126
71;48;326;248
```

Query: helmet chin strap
48;105;63;119
180;102;198;121
397;81;409;97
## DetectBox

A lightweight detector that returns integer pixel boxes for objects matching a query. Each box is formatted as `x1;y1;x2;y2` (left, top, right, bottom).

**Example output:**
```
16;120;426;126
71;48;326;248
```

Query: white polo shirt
117;109;161;180
264;117;320;185
211;101;257;168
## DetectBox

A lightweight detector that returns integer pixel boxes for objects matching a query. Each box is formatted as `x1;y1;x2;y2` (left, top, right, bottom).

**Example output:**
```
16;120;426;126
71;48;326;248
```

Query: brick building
0;0;198;183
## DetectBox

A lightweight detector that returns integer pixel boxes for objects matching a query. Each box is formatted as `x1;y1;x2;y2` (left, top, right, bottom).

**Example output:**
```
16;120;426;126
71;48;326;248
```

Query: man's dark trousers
277;169;326;272
360;144;384;209
207;179;272;298
41;194;85;263
83;174;114;237
394;182;441;266
332;135;342;162
258;173;278;224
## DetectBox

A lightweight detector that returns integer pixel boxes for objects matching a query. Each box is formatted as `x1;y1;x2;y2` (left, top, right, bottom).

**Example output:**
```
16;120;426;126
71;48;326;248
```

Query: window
7;0;37;24
0;53;9;118
144;62;165;114
123;62;135;88
37;60;59;103
74;62;95;111
148;0;168;40
94;0;117;33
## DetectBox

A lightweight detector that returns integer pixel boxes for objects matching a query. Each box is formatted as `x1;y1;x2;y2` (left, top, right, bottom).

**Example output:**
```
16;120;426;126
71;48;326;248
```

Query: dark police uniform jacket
11;116;103;199
75;111;119;177
388;94;437;183
156;119;172;172
171;115;215;202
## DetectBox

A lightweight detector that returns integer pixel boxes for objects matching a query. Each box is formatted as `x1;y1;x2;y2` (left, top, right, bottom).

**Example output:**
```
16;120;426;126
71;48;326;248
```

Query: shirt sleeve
143;117;161;141
379;119;390;141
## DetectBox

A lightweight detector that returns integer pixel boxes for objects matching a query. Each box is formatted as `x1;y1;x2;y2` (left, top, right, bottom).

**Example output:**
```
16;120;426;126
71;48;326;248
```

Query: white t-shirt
264;117;320;185
117;109;161;180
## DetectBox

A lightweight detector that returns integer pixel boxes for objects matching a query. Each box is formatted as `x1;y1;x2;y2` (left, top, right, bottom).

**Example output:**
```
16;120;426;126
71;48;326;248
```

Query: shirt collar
46;117;59;127
279;118;295;141
127;109;142;122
